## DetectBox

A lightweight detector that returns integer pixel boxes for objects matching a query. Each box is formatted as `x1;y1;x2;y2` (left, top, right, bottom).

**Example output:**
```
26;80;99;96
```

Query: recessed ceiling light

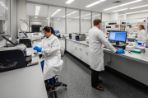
51;9;61;17
66;0;75;4
35;6;40;16
104;0;142;11
113;8;128;12
130;4;148;9
86;0;106;8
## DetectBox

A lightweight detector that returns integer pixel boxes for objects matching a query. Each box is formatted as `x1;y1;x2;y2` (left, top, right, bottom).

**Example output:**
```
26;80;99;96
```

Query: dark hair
139;25;145;30
43;26;55;35
93;19;102;26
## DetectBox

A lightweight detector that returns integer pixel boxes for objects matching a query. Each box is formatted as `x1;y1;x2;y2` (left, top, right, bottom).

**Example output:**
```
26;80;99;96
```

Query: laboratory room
1;0;148;98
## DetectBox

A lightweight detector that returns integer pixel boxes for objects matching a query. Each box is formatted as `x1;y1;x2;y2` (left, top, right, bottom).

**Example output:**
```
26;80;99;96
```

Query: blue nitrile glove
116;48;125;54
33;46;42;52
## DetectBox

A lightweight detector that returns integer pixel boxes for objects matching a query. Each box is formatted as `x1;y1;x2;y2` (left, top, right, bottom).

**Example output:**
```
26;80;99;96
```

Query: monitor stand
113;42;126;49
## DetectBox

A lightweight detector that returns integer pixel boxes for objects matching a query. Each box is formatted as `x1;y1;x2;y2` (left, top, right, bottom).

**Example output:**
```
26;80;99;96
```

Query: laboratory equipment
1;35;17;46
70;33;86;41
0;44;32;72
108;31;127;49
69;33;72;39
131;49;142;54
19;39;32;48
75;34;86;41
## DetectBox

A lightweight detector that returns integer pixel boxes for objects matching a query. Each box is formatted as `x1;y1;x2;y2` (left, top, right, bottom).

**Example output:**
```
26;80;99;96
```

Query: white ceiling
27;0;148;13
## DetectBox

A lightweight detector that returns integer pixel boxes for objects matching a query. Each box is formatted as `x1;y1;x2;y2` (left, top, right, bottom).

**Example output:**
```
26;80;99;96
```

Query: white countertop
0;48;48;98
0;65;48;98
67;39;148;64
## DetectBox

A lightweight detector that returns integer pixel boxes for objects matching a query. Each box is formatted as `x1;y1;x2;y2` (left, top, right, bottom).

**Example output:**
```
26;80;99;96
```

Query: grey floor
57;53;148;98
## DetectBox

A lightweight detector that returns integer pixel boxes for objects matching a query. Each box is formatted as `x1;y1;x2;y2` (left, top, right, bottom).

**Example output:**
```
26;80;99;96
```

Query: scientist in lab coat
88;19;116;91
137;25;148;43
34;26;61;80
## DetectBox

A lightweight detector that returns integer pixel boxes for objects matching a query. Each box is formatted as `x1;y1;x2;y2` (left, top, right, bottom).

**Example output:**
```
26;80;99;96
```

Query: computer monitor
109;31;127;42
31;25;41;32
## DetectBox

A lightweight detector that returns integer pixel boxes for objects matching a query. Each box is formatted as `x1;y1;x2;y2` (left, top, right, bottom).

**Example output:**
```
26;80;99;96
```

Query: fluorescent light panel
62;11;77;18
51;9;61;17
113;8;128;12
86;0;106;8
67;11;77;16
130;4;148;9
104;0;142;11
126;9;148;14
66;0;75;4
35;6;41;16
81;13;91;17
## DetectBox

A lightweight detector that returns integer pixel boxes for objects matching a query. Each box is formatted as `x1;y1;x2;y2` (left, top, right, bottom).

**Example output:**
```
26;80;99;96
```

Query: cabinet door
67;40;73;53
82;45;89;65
75;43;81;59
60;39;65;50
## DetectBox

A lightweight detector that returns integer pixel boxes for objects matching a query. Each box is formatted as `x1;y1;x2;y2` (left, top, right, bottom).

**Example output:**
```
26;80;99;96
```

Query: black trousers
91;69;102;88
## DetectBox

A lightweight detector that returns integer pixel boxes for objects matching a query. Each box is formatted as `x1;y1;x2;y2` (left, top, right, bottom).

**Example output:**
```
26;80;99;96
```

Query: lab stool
46;75;67;98
44;60;67;98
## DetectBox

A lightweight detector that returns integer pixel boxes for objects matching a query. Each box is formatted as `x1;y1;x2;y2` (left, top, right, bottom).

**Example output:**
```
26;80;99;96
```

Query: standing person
33;26;61;80
137;25;148;43
88;19;116;91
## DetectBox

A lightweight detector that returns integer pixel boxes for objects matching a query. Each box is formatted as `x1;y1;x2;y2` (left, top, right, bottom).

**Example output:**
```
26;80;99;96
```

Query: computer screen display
31;25;41;32
109;31;127;42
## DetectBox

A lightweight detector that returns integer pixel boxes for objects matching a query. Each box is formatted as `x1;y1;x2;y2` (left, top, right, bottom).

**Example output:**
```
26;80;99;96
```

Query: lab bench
0;48;48;98
66;39;148;86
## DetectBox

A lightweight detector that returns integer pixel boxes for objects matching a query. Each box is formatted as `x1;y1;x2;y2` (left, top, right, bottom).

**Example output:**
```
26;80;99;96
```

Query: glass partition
48;6;66;35
81;11;91;34
27;3;49;32
0;0;9;34
26;3;101;35
67;9;80;34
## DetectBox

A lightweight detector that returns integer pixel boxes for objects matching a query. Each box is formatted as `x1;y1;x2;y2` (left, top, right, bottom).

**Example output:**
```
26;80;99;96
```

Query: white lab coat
39;34;61;80
137;29;148;43
88;27;116;71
